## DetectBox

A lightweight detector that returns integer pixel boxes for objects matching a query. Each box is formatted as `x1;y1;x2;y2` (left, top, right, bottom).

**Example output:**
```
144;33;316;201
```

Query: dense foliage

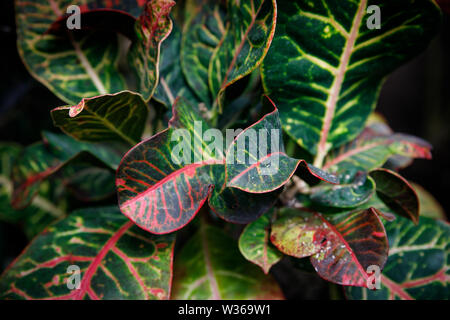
0;0;448;300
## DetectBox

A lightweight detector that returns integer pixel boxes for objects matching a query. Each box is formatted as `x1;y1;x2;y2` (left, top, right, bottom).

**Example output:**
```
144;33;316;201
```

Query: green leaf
411;182;446;220
11;132;122;209
238;210;283;274
225;99;339;193
51;91;148;146
116;98;279;234
370;168;419;224
181;0;226;107
172;224;283;299
0;144;64;239
310;172;375;208
345;216;450;300
261;0;441;163
323;122;432;173
128;0;175;101
0;207;175;300
208;165;279;224
60;164;115;202
153;23;201;108
43;131;123;169
271;207;389;287
14;0;145;104
209;0;276;108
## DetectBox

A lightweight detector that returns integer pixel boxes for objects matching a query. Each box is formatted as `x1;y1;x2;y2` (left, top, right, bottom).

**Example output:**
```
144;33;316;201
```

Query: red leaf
271;207;389;287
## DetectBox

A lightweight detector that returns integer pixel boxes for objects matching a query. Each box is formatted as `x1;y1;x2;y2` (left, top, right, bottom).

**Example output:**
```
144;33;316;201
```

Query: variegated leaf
323;122;432;173
60;164;115;202
209;0;276;109
153;23;200;108
370;168;419;224
0;207;175;300
226;98;339;193
0;144;65;239
238;210;283;273
181;0;226;107
345;216;450;300
172;224;283;299
310;172;375;208
51;91;148;146
271;207;389;287
116;98;280;234
128;0;175;101
14;0;145;104
261;0;441;164
437;0;450;14
11;132;121;209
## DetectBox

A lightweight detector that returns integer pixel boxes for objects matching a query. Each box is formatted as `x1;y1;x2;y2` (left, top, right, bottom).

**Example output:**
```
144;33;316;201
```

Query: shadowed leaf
208;165;280;224
181;0;226;107
60;164;115;202
153;23;200;108
0;144;65;239
370;168;419;224
11;132;122;209
172;224;283;299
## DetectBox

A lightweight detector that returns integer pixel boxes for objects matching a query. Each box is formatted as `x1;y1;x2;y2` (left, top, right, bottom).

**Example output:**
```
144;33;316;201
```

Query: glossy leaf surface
14;0;145;104
261;0;441;160
51;91;148;146
310;172;375;208
238;210;283;274
209;0;276;106
0;207;175;300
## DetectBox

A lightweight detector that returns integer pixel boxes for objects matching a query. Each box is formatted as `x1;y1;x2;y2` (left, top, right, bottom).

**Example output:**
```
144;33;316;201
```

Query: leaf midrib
315;0;368;166
47;0;107;96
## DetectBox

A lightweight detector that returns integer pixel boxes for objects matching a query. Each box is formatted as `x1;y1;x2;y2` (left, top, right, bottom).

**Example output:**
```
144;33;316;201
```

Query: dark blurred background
0;1;449;298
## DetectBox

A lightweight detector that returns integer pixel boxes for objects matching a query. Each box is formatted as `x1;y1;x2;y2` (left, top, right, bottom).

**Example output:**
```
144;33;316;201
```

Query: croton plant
0;0;448;300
